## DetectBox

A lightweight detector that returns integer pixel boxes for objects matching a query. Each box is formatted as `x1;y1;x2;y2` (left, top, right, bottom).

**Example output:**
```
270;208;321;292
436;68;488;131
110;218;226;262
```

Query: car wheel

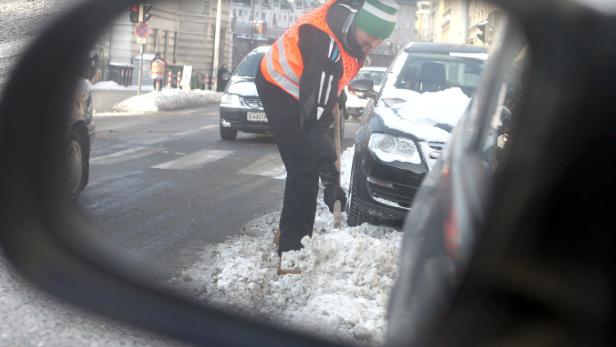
66;127;85;200
346;156;366;227
219;119;237;140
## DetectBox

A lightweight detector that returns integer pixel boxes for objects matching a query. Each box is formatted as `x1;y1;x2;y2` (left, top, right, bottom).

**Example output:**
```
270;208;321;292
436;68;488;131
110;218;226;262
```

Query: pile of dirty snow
173;146;402;346
175;214;401;346
112;89;222;113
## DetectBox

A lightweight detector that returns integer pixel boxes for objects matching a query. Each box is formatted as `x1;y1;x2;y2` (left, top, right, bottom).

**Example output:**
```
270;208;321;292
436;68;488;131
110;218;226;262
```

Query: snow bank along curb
174;212;401;347
111;89;222;114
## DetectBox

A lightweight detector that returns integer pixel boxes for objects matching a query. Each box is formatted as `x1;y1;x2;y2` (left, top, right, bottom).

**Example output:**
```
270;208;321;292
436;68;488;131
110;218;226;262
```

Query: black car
219;46;270;140
219;46;345;142
66;79;95;199
346;42;487;227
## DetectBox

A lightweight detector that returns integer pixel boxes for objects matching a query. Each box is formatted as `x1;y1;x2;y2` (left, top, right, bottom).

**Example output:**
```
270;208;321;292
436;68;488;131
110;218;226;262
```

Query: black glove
324;185;347;213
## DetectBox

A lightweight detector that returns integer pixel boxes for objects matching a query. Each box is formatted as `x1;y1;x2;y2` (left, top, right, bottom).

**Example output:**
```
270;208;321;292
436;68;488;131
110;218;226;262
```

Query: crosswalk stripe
237;152;286;179
173;124;217;137
152;149;232;170
91;146;163;165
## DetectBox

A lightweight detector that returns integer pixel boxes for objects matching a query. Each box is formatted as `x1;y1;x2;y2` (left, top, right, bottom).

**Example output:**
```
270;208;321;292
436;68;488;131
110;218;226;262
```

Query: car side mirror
349;79;375;99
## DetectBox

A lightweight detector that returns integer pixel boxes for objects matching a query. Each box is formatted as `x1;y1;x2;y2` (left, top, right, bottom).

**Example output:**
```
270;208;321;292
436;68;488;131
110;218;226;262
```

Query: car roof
252;45;271;54
404;42;487;54
360;66;387;72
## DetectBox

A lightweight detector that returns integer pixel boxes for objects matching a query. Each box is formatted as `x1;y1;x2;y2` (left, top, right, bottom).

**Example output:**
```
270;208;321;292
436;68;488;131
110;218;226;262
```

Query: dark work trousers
256;69;321;256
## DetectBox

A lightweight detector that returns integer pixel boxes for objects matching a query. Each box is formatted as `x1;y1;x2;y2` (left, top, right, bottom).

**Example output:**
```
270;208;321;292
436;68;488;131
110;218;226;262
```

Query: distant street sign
134;22;149;44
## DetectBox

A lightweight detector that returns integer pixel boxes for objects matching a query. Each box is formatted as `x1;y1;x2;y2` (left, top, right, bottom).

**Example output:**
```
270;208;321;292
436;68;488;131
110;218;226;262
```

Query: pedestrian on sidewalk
217;65;229;92
150;52;167;91
256;0;399;274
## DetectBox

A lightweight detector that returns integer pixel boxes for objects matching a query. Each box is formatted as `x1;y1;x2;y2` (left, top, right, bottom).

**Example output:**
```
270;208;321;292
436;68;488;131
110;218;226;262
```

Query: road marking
173;124;217;137
91;146;163;165
237;152;286;179
152;149;232;170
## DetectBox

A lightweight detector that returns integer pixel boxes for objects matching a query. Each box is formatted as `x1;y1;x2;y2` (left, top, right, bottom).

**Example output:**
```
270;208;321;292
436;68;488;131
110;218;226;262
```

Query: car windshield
395;53;485;95
354;70;386;85
234;52;265;78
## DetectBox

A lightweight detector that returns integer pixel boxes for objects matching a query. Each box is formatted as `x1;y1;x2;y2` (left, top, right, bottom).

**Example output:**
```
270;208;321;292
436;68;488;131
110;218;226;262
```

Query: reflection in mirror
66;0;500;345
348;79;375;99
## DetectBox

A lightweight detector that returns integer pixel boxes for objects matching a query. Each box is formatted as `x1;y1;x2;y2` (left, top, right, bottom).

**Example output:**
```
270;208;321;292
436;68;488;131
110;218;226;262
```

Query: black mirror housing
349;78;375;99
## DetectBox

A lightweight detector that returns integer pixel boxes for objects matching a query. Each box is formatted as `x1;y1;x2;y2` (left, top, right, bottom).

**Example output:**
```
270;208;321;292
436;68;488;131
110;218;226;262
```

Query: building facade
92;0;233;89
415;0;435;42
231;0;416;68
425;0;502;47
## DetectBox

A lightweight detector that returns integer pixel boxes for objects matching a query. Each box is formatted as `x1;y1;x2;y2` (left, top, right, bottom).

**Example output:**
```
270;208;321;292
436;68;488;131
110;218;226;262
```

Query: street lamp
212;0;223;91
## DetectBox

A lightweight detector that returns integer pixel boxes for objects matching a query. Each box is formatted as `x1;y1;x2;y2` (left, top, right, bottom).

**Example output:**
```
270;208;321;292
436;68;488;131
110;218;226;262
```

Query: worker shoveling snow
173;147;402;346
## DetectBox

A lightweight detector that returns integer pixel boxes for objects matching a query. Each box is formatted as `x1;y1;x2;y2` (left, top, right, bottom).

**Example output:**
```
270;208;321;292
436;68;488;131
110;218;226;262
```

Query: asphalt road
79;104;360;282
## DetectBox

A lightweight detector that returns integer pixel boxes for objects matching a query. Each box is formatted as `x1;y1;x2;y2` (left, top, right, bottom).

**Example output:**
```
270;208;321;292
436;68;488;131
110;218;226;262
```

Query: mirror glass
1;0;510;345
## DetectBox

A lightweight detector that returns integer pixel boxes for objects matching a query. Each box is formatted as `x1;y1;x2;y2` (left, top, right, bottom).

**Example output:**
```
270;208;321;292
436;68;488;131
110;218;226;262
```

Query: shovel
332;103;342;229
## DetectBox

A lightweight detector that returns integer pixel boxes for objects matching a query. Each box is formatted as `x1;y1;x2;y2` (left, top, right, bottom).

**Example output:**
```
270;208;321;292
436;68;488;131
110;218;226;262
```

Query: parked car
344;66;387;118
346;42;487;227
219;46;345;142
66;78;95;200
219;46;270;140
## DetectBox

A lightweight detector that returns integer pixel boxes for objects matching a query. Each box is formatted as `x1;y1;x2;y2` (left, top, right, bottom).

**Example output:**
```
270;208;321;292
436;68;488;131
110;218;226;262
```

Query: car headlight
368;133;422;164
220;93;243;107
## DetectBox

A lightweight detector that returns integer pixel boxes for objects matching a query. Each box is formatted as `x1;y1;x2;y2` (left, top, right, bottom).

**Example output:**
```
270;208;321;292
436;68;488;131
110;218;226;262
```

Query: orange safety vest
151;59;165;78
260;0;361;100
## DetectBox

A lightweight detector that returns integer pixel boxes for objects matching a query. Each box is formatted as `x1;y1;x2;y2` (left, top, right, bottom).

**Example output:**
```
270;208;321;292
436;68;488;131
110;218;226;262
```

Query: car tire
346;156;366;227
66;126;85;200
219;119;237;140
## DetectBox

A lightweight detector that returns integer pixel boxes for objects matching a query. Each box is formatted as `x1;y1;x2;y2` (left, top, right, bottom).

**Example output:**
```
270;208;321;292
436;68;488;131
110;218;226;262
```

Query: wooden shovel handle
333;103;342;229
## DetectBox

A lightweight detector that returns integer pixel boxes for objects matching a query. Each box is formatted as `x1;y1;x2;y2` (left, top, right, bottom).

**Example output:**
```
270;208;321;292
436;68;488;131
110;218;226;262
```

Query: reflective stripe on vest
260;0;361;101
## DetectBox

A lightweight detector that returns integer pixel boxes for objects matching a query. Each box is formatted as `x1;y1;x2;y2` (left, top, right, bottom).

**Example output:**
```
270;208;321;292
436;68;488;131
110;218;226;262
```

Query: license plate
247;112;267;122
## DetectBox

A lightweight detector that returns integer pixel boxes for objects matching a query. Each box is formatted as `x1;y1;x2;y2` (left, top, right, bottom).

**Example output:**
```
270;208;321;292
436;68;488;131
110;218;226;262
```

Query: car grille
243;96;263;109
367;177;420;209
428;141;445;151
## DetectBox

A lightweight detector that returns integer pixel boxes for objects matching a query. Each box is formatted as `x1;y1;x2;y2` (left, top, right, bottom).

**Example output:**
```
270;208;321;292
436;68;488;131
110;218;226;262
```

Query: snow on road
174;147;403;346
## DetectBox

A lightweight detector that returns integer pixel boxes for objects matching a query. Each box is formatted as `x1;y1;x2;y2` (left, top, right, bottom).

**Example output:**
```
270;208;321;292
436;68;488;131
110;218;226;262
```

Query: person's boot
277;252;301;276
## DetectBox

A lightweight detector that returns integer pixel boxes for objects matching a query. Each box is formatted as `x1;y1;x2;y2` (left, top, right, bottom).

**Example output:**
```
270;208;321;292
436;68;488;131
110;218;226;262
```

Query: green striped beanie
355;0;399;40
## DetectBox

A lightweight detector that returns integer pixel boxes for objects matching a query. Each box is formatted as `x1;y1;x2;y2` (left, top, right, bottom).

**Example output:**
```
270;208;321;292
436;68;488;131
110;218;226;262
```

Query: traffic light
143;4;152;22
128;4;152;23
129;4;139;23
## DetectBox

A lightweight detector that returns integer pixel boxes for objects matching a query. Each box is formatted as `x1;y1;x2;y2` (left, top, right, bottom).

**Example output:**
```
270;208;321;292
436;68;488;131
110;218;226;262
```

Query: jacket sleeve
298;26;344;187
298;26;344;134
